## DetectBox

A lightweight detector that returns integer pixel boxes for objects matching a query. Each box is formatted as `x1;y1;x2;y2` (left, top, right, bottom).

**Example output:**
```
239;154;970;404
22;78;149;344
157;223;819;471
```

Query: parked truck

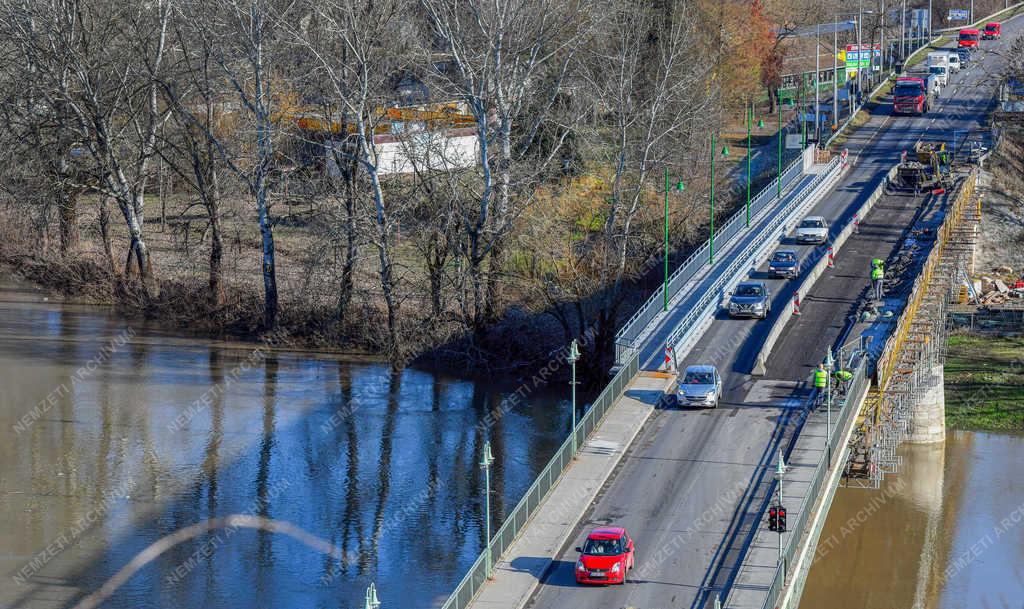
893;77;932;115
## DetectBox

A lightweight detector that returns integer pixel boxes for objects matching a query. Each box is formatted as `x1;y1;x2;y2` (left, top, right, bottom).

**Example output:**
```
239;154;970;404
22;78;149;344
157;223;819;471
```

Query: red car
983;22;1001;40
574;526;635;585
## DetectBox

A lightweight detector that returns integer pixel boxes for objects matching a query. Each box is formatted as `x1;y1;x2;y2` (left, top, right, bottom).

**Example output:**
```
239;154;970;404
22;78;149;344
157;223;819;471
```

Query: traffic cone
827;246;835;268
664;345;674;372
793;293;801;316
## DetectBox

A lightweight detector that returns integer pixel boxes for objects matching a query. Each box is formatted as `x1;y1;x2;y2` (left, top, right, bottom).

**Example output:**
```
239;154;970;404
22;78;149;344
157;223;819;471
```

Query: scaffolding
843;170;979;489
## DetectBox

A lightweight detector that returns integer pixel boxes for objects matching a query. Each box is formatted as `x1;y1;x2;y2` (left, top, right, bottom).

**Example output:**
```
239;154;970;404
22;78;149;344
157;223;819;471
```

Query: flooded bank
799;431;1024;609
0;277;572;609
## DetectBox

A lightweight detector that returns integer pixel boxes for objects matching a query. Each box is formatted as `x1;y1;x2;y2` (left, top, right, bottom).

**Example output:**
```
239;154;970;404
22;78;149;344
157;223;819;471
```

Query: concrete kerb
751;164;899;376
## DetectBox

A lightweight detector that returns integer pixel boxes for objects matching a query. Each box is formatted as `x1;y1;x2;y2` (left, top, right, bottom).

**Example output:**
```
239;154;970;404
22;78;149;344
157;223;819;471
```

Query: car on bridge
728;281;772;319
674;364;722;408
795;215;829;244
768;249;801;279
574;526;635;585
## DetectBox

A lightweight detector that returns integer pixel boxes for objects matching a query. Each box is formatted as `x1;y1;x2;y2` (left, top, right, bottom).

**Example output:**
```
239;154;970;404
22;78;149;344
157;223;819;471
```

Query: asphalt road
524;17;1021;609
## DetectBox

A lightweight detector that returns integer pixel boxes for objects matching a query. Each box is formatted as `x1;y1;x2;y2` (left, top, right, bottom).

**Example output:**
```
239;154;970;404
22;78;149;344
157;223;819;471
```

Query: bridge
439;9;1021;609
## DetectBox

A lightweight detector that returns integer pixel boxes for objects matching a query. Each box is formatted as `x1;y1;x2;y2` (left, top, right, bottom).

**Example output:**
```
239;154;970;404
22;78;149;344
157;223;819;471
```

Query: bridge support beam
907;365;946;444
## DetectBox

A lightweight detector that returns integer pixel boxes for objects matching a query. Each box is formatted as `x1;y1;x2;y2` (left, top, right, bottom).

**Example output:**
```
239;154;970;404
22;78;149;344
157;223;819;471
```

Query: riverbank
944;334;1024;431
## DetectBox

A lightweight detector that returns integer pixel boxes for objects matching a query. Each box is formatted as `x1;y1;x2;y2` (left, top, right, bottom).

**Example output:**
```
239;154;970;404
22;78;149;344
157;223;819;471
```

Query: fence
440;350;640;609
758;358;870;609
615;157;804;363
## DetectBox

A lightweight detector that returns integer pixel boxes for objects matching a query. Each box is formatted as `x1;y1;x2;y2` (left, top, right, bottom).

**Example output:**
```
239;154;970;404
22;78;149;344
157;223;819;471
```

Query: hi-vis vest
871;267;884;280
814;369;828;388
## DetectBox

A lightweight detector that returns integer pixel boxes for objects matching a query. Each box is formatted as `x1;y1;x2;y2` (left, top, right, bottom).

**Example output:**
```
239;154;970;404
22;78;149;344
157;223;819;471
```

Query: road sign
948;9;969;20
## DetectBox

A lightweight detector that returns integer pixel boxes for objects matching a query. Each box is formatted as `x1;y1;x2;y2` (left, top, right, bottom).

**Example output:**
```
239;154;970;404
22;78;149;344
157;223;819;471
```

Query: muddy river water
0;277;569;609
799;431;1024;609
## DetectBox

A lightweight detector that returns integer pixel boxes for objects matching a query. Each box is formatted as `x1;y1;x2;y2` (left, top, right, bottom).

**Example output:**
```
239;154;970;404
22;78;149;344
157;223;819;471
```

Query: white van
927;52;949;86
944;51;961;72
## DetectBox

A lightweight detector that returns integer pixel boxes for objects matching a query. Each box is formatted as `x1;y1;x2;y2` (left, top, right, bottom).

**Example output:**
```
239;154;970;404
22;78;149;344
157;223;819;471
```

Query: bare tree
418;0;589;334
291;0;411;359
529;0;717;368
1;0;172;289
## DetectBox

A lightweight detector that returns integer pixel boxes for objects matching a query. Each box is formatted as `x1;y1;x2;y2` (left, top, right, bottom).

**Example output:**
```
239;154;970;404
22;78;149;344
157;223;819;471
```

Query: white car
795;216;829;244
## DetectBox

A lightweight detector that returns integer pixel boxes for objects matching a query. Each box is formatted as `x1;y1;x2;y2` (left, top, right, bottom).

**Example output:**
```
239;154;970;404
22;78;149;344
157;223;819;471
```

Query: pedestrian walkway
466;374;670;609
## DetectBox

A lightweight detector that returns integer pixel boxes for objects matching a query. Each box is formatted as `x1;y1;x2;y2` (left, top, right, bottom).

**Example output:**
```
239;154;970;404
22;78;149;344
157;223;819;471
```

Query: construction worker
814;364;828;407
871;260;885;301
833;369;854;397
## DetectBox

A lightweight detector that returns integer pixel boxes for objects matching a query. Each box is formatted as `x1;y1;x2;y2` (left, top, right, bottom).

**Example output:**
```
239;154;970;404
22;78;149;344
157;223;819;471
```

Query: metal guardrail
614;157;804;361
440;350;640;609
758;358;869;609
663;156;843;356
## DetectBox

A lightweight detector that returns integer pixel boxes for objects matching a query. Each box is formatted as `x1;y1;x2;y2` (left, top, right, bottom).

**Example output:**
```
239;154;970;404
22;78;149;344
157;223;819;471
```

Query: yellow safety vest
814;369;828;388
871;267;884;280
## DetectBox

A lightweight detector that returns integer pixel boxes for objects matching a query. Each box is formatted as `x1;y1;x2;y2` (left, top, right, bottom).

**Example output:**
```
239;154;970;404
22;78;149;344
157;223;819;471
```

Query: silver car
728;281;771;319
675;365;722;408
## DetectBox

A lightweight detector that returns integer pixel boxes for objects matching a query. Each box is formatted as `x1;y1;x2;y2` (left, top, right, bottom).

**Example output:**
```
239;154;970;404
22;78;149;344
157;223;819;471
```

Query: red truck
893;77;931;115
958;28;981;48
983;22;1001;40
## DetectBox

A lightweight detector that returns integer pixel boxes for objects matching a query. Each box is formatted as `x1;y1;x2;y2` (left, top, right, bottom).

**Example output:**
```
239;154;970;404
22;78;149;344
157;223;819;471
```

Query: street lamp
774;450;788;570
567;339;580;456
364;583;381;609
480;441;495;580
825;349;835;461
710;134;729;265
663;169;685;311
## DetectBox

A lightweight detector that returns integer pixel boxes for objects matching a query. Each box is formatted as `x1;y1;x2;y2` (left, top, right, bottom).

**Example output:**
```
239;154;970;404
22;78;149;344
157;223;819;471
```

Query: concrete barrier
751;164;900;375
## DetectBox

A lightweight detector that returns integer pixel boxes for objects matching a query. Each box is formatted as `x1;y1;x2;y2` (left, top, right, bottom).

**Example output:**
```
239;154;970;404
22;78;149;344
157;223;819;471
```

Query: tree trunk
98;199;117;277
337;163;357;322
208;209;224;307
57;188;79;257
485;237;502;323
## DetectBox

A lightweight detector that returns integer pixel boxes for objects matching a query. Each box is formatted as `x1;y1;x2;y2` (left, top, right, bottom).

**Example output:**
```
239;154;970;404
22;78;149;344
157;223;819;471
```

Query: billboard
845;43;881;71
948;9;969;20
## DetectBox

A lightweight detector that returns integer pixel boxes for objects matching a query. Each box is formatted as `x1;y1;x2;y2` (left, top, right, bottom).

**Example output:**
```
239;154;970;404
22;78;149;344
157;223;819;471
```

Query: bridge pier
906;365;946;444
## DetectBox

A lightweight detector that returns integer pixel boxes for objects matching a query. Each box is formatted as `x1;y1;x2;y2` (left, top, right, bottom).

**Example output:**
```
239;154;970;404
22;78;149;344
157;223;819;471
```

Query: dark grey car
768;249;800;279
728;281;771;319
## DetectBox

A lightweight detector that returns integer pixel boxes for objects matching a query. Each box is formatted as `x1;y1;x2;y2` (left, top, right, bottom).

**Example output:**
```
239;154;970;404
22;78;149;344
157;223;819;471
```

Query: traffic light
768;506;778;531
778;506;787;532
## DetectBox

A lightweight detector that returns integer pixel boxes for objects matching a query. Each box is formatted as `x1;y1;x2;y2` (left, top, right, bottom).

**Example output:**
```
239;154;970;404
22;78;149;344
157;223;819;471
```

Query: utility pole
815;24;821;143
777;89;783;201
857;0;863;110
901;0;906;63
880;1;886;74
663;167;669;311
746;101;752;226
834;15;839;131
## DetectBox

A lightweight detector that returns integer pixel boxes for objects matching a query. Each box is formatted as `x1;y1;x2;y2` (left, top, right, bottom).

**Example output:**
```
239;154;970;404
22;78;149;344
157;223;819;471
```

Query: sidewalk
467;373;671;609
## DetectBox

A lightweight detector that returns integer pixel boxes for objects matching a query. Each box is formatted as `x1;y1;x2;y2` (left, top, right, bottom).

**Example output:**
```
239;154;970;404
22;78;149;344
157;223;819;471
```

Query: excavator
896;141;951;192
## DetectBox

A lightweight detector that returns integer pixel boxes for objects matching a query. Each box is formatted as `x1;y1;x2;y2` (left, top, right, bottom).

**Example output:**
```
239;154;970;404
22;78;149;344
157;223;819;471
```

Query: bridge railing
614;156;804;363
441;350;640;609
758;357;870;609
663;156;843;357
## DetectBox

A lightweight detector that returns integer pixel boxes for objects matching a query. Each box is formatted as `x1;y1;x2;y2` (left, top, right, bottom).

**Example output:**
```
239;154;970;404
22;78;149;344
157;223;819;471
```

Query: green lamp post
567;339;580;456
480;441;495;580
710;134;730;265
663;169;685;311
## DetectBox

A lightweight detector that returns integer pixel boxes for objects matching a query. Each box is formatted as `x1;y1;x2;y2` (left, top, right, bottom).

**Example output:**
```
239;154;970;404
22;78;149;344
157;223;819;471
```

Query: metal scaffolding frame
843;170;979;489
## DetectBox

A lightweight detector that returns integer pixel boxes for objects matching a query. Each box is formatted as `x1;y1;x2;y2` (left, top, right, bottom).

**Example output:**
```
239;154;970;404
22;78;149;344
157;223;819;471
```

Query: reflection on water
0;278;571;609
800;431;1024;609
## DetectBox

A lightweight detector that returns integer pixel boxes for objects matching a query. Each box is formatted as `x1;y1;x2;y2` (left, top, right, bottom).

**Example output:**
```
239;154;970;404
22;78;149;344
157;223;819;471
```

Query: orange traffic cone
793;293;802;316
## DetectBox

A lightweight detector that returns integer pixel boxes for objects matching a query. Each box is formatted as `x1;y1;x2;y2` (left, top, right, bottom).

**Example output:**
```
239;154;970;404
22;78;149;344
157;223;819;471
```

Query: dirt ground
976;124;1024;278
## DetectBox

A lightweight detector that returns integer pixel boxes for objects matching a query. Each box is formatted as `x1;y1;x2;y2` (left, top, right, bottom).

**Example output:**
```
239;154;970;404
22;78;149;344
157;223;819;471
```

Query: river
799;430;1024;609
0;276;571;609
